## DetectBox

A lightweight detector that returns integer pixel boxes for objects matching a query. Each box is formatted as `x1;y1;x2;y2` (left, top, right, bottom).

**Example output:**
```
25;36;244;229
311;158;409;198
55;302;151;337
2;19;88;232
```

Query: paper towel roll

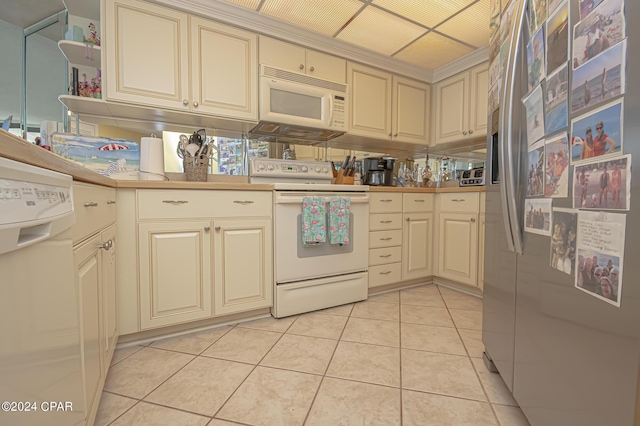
140;137;166;181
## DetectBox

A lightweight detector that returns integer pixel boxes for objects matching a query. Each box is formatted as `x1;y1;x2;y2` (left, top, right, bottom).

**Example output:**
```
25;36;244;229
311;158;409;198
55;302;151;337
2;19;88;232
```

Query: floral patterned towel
302;196;326;247
329;197;350;245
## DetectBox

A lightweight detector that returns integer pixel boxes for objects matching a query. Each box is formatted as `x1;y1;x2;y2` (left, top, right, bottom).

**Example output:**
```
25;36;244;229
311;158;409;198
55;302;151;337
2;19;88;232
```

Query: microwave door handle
328;94;334;126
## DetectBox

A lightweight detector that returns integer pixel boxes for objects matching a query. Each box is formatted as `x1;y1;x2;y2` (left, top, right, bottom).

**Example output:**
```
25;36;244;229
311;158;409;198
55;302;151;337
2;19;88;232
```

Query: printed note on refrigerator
575;210;626;307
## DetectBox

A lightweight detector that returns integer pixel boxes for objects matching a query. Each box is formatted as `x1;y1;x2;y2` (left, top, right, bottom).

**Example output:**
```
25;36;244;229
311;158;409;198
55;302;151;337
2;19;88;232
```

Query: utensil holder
334;169;354;185
183;154;209;182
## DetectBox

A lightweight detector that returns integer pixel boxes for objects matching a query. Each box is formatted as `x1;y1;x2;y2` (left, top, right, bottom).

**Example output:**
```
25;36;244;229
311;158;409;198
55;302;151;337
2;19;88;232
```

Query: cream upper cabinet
138;221;213;330
105;0;257;120
348;62;430;145
213;219;273;316
393;76;431;144
190;17;257;119
348;62;393;139
259;36;346;83
434;62;489;145
104;0;189;110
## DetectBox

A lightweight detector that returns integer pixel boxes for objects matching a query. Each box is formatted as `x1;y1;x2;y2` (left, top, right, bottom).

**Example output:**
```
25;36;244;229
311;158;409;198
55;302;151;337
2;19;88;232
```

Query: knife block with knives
333;155;356;184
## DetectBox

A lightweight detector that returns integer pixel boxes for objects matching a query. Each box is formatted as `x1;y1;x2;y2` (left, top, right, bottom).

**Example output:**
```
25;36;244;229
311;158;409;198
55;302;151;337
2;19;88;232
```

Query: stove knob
267;164;274;171
257;163;265;170
301;165;308;172
322;166;328;173
315;166;321;173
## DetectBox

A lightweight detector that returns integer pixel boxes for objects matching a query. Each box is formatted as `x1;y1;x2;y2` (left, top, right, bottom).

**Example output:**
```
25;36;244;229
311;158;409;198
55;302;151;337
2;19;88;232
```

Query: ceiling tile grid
260;0;364;36
336;6;427;56
372;0;477;28
218;0;489;71
393;31;475;69
435;0;491;48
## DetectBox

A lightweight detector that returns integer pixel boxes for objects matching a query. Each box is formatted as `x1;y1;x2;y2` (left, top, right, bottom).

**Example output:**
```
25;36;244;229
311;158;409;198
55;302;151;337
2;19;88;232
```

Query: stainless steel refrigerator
483;0;640;424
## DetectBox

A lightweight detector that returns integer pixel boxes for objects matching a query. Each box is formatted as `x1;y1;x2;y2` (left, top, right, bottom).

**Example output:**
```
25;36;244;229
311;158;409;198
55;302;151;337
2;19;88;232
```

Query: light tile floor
96;284;530;426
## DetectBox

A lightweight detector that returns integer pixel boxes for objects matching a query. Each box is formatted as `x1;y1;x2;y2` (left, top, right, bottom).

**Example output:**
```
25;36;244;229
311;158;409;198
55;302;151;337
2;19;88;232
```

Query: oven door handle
275;194;370;204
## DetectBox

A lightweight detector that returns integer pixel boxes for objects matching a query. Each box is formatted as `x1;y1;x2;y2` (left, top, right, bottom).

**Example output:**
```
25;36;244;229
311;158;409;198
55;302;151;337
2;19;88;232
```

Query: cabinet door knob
299;64;304;70
204;226;210;232
394;133;398;137
406;217;410;221
193;101;199;108
469;129;473;134
215;226;221;231
182;99;189;106
471;218;476;223
98;241;111;250
463;131;468;135
83;202;98;207
309;66;314;72
388;133;392;137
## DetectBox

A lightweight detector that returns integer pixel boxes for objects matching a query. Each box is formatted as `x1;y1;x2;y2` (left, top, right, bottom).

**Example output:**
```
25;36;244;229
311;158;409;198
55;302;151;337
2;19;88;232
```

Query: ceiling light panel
337;6;426;56
372;0;476;28
436;0;491;47
260;0;363;36
394;32;474;69
219;0;261;10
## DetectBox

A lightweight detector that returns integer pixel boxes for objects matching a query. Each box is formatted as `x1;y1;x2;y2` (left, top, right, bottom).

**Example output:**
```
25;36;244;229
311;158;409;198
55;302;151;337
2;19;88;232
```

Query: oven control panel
250;158;333;180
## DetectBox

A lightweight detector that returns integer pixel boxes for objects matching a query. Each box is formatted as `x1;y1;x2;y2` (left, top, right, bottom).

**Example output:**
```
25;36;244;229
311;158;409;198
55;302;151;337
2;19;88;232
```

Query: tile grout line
437;285;502;425
301;303;354;425
210;317;299;422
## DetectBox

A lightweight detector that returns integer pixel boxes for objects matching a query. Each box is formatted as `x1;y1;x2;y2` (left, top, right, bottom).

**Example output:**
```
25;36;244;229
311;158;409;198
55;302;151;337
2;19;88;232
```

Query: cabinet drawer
369;213;403;231
72;183;116;244
137;190;272;219
369;262;402;288
369;229;402;248
369;193;402;213
369;246;402;266
403;193;434;212
439;192;479;213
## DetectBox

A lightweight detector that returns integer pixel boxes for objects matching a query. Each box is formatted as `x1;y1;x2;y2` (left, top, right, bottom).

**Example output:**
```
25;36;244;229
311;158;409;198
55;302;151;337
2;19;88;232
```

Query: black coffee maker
363;157;396;186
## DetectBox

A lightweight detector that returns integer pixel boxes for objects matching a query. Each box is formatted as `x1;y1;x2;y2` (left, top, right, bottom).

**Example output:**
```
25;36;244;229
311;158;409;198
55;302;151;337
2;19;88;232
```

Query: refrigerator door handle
500;0;527;255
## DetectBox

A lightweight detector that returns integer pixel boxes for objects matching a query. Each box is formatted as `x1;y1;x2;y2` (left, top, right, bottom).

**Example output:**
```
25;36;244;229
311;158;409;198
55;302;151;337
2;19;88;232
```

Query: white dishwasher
0;157;84;425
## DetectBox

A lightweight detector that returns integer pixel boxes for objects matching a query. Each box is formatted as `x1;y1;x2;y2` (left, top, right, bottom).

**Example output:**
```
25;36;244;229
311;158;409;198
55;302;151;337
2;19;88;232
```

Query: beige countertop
368;185;485;193
1;130;484;193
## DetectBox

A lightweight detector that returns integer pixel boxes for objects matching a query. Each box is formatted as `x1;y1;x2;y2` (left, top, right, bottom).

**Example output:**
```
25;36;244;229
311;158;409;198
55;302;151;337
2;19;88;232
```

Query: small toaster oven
459;168;486;186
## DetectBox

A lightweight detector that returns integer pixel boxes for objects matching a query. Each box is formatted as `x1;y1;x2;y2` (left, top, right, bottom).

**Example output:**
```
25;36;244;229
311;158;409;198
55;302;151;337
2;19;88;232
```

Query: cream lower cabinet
213;219;273;315
403;213;434;280
437;212;478;287
118;189;273;333
72;183;117;426
138;221;213;330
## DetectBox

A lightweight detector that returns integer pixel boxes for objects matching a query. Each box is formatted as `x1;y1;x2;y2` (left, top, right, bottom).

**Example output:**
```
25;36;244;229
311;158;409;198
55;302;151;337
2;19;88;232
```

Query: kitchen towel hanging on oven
329;197;350;245
302;196;326;247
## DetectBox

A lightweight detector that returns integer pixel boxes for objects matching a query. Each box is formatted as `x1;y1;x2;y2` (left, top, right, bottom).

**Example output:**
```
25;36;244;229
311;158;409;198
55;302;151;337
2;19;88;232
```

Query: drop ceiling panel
260;0;363;36
436;0;491;47
220;0;261;10
372;0;476;28
394;32;474;69
337;6;426;56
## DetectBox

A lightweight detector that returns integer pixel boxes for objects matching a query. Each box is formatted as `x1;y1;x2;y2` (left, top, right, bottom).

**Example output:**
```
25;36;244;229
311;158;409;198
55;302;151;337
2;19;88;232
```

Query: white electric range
249;158;370;318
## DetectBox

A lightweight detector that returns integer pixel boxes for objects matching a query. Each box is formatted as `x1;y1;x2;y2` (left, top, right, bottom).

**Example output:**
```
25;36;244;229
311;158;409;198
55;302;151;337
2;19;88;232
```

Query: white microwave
258;65;348;134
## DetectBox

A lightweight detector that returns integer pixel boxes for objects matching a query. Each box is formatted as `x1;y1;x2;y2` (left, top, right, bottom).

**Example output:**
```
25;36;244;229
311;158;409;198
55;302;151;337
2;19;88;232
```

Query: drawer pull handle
380;270;392;275
380;237;393;241
380;254;392;258
414;199;425;202
380;220;392;223
380;199;393;202
107;200;116;205
233;200;255;204
162;200;189;204
83;202;98;207
452;199;465;202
